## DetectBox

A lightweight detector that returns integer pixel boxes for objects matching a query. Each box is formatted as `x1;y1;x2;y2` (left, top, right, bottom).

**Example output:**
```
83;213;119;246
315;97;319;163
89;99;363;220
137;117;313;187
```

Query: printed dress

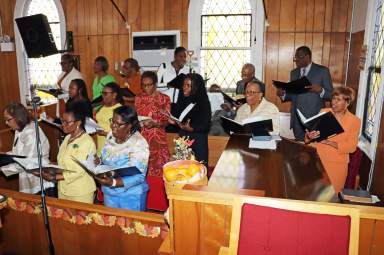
135;92;171;211
101;132;149;211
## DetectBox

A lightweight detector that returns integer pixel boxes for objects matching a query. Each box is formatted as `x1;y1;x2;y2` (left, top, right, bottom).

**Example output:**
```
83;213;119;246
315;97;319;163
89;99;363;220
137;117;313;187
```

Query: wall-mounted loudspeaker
15;14;58;58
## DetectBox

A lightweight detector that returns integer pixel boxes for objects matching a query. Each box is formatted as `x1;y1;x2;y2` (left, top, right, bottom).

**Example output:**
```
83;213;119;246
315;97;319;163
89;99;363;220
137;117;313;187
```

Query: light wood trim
0;188;164;223
218;247;229;255
158;234;171;255
226;196;360;255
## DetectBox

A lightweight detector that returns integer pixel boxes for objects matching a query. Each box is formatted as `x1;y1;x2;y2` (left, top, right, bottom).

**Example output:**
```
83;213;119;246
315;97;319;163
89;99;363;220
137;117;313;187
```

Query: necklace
68;130;85;145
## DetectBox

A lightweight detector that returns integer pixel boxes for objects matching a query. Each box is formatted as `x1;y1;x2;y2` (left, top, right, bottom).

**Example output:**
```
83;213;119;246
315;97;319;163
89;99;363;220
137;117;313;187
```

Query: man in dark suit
235;63;265;95
277;46;333;140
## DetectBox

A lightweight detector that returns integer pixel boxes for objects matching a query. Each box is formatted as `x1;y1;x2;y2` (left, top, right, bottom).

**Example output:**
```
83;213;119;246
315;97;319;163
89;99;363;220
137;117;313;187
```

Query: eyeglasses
245;91;261;95
61;120;76;126
293;54;306;61
102;91;114;96
5;117;14;123
109;118;127;128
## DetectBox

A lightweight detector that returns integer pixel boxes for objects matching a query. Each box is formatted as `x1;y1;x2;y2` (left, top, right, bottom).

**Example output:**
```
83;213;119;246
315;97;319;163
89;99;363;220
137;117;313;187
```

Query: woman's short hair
4;102;31;130
71;79;89;100
124;58;140;72
332;86;355;104
114;105;140;133
246;81;265;97
174;46;187;56
141;71;158;85
104;82;122;103
65;101;87;129
94;56;109;72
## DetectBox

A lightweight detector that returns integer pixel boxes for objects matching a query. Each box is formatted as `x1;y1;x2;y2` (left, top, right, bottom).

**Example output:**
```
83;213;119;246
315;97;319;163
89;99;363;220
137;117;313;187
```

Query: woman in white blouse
1;102;54;194
235;81;280;135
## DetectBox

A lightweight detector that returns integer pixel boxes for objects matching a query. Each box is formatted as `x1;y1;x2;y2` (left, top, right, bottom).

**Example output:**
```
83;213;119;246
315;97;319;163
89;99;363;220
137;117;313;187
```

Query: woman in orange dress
135;71;171;211
305;87;360;193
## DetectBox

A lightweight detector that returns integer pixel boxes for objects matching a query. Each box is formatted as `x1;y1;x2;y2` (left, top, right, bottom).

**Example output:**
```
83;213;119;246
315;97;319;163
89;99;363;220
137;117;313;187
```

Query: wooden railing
0;188;166;255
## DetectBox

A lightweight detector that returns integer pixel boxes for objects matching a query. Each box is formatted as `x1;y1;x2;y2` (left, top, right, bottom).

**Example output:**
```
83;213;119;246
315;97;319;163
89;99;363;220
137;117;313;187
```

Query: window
15;0;65;104
200;0;251;91
362;0;384;141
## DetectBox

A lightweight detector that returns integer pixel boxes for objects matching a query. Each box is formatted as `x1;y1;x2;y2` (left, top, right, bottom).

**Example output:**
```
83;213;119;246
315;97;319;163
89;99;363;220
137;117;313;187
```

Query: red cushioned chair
219;197;359;255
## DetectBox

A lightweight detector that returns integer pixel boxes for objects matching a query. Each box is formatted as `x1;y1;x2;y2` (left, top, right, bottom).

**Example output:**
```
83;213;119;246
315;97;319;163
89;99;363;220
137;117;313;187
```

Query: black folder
273;76;311;94
297;109;344;142
167;73;186;89
220;92;246;105
73;157;141;178
91;95;103;108
36;88;65;97
220;116;273;136
0;154;26;167
120;87;136;98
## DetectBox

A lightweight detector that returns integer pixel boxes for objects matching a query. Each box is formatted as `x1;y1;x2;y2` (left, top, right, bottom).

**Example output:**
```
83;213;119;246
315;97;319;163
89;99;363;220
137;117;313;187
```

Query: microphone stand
31;96;55;255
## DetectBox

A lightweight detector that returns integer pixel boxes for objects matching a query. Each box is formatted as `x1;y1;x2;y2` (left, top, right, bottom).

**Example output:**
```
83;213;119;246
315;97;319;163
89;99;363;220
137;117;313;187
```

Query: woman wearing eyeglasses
41;101;97;203
1;102;54;195
95;82;122;155
94;106;149;211
135;71;170;211
235;81;280;135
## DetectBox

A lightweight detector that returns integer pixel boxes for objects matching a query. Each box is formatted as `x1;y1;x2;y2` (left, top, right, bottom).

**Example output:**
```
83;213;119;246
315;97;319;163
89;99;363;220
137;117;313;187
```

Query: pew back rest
221;196;360;255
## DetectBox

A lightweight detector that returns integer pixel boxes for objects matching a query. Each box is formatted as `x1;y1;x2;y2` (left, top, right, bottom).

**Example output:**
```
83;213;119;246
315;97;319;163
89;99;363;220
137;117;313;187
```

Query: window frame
14;0;66;105
188;0;265;83
355;0;384;164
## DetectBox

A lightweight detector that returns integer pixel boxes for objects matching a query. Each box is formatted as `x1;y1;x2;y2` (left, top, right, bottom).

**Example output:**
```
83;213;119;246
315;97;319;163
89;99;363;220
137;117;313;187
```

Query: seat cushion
238;203;351;255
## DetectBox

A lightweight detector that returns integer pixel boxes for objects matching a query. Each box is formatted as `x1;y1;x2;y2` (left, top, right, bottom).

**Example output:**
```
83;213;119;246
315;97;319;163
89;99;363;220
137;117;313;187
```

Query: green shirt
92;74;116;99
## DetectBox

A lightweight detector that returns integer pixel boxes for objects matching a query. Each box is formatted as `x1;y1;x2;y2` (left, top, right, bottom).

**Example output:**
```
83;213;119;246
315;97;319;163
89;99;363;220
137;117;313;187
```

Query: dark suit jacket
285;62;333;140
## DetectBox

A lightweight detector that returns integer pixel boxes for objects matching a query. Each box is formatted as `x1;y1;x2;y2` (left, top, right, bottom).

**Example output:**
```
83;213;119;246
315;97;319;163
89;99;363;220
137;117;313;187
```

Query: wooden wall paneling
263;33;280;106
331;0;350;32
88;0;98;35
140;0;151;31
305;0;315;32
304;32;313;48
155;0;166;31
63;0;77;33
76;0;86;36
321;33;331;67
294;33;306;50
127;0;141;31
265;0;281;32
295;0;307;31
328;33;348;84
313;0;326;32
117;0;128;34
277;33;295;84
324;0;334;32
312;33;324;64
102;0;114;35
279;0;296;32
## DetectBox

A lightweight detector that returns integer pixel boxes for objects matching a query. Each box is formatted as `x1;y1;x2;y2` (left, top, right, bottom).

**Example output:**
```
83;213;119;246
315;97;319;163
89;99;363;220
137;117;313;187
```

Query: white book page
221;116;243;126
84;117;104;134
40;112;61;128
170;103;195;122
207;92;225;113
296;109;327;124
305;111;327;122
76;155;123;175
138;116;153;122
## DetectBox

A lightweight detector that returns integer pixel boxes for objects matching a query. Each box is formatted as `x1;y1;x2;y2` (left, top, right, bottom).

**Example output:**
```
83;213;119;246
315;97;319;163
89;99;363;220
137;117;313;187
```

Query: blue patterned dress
101;131;149;211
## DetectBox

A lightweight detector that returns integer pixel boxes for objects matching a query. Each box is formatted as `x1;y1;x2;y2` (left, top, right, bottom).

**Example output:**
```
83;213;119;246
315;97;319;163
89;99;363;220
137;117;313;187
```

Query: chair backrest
226;196;359;255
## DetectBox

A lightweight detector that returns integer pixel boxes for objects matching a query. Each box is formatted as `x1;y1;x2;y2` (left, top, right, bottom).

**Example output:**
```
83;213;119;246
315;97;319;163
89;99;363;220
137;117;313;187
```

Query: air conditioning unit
132;30;180;71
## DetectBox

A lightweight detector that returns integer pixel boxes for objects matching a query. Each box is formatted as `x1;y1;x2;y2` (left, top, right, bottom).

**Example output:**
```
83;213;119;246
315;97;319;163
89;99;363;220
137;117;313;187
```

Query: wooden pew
167;186;384;255
0;188;166;255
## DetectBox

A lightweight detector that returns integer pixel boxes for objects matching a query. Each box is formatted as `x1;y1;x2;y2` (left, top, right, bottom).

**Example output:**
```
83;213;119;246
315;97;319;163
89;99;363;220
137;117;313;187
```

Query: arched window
188;0;265;91
14;0;66;104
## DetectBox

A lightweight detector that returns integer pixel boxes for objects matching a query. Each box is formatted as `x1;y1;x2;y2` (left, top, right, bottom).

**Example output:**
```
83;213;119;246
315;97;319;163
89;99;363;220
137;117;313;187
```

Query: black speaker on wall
15;14;58;58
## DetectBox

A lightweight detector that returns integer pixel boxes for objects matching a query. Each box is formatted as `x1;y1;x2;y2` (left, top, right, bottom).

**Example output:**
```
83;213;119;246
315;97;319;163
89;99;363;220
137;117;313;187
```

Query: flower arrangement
173;136;195;160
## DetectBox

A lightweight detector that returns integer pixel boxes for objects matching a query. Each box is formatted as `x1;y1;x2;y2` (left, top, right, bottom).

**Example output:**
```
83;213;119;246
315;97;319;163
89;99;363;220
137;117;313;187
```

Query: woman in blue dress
94;105;149;211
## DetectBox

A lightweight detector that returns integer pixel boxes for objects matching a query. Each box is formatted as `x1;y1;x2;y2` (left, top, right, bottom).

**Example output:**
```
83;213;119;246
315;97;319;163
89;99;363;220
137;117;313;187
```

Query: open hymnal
220;92;246;106
138;116;154;122
0;153;26;167
84;117;105;134
297;109;344;141
170;103;196;123
40;112;62;129
11;157;72;176
221;116;273;136
167;73;187;89
273;76;311;94
72;155;141;178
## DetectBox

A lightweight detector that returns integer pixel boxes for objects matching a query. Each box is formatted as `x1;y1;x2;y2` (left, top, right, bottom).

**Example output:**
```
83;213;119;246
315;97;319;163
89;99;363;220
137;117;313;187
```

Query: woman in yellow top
305;87;361;193
42;101;97;203
96;82;122;155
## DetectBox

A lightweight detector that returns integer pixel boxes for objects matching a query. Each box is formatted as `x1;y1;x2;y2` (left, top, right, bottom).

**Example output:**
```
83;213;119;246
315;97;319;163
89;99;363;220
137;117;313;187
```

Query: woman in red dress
135;71;171;211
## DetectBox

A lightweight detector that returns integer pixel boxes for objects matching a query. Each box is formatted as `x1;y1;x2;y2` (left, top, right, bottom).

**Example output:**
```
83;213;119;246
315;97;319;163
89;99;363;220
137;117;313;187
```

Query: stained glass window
363;0;384;140
24;0;63;103
200;0;252;91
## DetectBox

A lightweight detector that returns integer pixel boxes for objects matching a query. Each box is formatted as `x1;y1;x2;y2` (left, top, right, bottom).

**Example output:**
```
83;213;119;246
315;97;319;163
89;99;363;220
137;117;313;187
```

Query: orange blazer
316;108;361;164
